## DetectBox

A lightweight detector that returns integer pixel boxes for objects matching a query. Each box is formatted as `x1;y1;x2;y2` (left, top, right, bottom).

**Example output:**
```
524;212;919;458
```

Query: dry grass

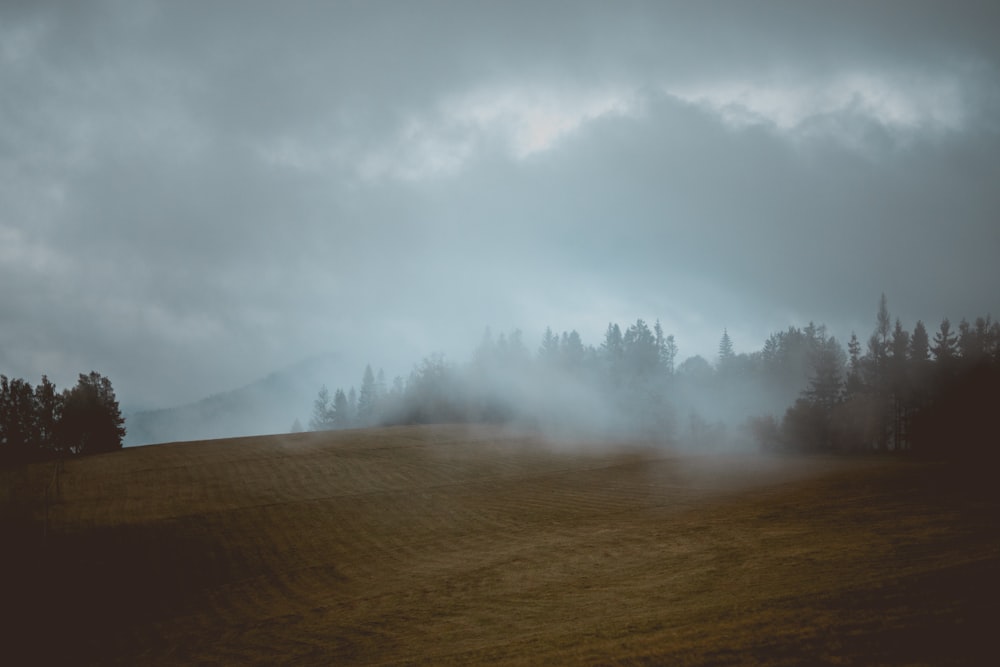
2;424;998;665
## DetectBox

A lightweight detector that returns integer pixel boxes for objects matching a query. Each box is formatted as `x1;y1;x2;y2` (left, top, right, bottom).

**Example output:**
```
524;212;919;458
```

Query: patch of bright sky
270;72;967;182
357;84;643;182
448;85;643;159
666;71;965;136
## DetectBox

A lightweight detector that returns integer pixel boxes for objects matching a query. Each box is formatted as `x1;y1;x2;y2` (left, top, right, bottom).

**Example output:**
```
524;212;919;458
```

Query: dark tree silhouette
910;321;931;364
932;318;959;365
0;376;38;464
57;372;125;455
845;332;864;397
35;375;62;455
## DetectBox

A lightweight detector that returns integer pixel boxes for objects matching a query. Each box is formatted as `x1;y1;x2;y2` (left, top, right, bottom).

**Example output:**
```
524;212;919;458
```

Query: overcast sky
2;1;999;409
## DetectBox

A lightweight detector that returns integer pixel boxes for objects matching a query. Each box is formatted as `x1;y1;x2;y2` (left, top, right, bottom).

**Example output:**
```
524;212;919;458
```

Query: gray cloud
1;1;998;409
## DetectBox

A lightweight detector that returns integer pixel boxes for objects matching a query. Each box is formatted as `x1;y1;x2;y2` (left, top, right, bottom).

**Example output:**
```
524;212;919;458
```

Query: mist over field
5;9;1000;665
2;1;999;431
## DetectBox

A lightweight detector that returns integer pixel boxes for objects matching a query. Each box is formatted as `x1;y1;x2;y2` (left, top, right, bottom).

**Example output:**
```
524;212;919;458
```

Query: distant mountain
124;354;351;445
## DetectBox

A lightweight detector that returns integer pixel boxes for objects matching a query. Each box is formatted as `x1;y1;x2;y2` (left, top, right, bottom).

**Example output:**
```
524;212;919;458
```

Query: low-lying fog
3;2;998;436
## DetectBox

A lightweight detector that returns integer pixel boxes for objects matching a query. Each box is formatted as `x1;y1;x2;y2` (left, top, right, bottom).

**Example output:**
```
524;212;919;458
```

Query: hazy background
3;1;999;422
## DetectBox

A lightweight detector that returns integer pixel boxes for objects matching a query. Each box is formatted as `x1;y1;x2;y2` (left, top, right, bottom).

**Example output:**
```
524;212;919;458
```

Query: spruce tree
310;385;334;431
931;318;958;364
357;365;379;426
332;388;351;428
717;328;736;371
909;321;930;363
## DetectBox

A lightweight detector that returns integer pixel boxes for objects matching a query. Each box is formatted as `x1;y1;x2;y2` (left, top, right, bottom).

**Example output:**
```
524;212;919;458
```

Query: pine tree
889;319;911;449
376;368;387;398
623;319;658;377
876;293;891;350
539;327;560;364
332;388;351;428
845;332;864;396
909;321;930;364
908;320;933;411
347;387;358;424
601;323;623;359
561;330;585;369
931;318;958;365
310;385;334;431
357;365;379;426
717;328;736;372
662;334;678;376
805;339;844;410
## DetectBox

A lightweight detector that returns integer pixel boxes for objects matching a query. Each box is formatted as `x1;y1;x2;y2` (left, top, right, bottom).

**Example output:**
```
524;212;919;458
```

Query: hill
123;353;347;446
2;425;998;665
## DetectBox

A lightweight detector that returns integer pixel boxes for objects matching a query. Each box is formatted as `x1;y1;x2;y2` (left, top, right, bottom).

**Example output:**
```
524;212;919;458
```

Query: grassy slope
2;424;998;665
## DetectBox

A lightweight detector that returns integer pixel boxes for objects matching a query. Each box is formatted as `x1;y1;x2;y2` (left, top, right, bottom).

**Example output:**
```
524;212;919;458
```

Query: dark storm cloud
1;1;998;408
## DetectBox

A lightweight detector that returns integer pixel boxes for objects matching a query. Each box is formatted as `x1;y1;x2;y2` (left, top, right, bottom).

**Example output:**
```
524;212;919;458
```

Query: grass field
2;424;998;665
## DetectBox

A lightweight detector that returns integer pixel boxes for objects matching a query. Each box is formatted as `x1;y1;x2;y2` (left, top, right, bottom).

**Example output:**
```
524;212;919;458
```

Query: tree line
774;295;1000;458
0;371;126;466
309;296;999;459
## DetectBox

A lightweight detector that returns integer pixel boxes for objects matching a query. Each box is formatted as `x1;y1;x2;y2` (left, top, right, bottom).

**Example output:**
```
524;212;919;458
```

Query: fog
2;2;999;436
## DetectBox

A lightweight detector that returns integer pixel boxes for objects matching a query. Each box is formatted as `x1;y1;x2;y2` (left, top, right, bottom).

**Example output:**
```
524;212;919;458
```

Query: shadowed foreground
2;424;998;665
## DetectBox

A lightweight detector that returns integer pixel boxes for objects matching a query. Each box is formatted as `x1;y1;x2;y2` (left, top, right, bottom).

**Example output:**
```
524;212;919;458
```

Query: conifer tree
357;365;379;426
909;321;930;364
931;318;958;365
310;385;334;431
539;327;560;364
845;332;864;396
332;388;351;428
717;328;736;372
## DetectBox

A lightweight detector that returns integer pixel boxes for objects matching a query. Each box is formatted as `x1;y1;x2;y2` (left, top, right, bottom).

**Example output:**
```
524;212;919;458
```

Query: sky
2;0;999;409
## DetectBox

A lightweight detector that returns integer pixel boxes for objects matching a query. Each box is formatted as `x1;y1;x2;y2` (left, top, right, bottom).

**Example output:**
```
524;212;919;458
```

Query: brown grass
2;424;998;665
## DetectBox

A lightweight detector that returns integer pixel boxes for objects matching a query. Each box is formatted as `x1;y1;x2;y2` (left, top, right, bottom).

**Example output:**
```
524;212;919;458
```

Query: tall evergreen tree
310;385;334;431
909;321;930;364
717;328;736;372
539;327;560;364
876;293;891;350
376;368;387;399
347;387;358;424
845;332;864;396
561;330;586;370
931;318;959;365
601;323;623;359
957;316;993;364
357;365;379;426
889;319;912;449
805;339;844;410
661;334;678;376
332;388;351;428
623;319;658;377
